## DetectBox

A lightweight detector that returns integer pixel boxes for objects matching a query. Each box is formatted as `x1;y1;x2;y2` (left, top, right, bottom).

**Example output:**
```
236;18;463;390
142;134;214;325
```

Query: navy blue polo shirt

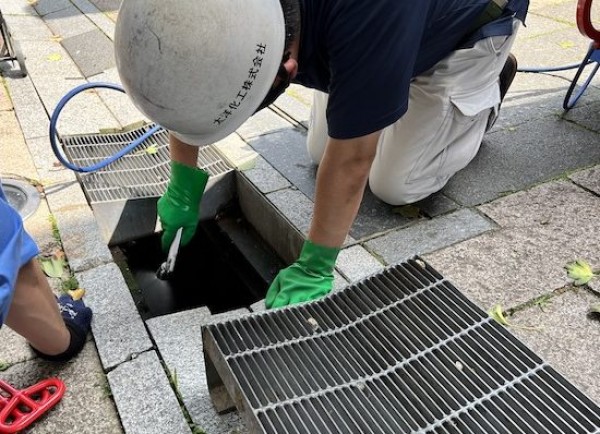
294;0;529;139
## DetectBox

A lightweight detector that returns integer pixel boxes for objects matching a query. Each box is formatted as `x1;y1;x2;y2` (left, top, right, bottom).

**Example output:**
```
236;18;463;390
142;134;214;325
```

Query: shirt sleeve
325;0;429;139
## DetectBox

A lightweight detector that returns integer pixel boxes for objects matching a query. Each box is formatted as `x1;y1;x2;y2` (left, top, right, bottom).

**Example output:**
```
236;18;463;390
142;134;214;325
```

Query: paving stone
286;83;314;106
443;116;600;206
569;164;600;194
425;180;600;310
351;187;426;241
336;244;384;283
2;14;53;41
146;308;249;434
0;110;25;151
24;137;76;185
250;299;266;312
512;16;589;74
213;133;259;170
0;80;11;111
528;0;575;17
266;188;314;236
508;289;600;405
43;174;88;210
44;4;97;39
52;205;114;272
0;0;35;14
247;124;458;242
0;344;124;434
33;75;121;135
70;0;116;40
21;190;55;251
78;263;153;369
0;326;34;366
32;0;72;16
366;208;496;265
108;350;192;434
88;0;122;13
333;270;350;291
248;128;316;198
240;155;291;194
61;29;115;77
4;77;51;139
273;91;311;128
563;98;600;133
87;67;148;126
236;108;294;140
17;39;81;78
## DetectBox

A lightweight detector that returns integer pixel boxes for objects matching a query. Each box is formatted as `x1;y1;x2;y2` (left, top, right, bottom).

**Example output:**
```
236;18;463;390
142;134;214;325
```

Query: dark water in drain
115;220;268;319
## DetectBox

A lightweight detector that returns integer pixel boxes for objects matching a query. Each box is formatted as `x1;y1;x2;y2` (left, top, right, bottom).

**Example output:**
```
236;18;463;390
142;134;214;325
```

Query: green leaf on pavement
39;254;66;278
559;40;575;49
392;205;423;219
564;260;597;286
488;304;543;331
488;304;511;326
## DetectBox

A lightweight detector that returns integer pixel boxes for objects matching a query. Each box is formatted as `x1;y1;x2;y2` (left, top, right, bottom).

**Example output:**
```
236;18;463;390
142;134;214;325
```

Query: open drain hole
112;207;283;320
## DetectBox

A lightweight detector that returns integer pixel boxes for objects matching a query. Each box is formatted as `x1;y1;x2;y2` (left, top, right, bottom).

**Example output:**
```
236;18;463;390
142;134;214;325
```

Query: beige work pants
307;20;520;205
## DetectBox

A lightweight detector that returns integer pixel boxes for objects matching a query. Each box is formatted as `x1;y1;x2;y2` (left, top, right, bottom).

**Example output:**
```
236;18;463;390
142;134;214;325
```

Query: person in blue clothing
0;181;92;361
114;0;529;309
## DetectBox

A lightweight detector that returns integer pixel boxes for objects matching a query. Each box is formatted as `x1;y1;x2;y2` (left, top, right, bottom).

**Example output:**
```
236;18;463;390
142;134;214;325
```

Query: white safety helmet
114;0;285;146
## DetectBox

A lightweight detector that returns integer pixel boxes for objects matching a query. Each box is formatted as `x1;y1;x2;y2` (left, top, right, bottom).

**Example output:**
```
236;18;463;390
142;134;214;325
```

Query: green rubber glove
265;240;340;309
157;161;209;252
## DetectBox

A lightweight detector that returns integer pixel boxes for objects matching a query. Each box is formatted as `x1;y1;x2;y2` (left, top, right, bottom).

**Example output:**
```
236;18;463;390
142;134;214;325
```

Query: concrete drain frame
203;257;600;434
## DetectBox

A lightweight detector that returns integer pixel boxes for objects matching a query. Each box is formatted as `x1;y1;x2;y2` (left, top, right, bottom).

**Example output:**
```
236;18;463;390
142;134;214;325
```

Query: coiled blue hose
49;82;161;173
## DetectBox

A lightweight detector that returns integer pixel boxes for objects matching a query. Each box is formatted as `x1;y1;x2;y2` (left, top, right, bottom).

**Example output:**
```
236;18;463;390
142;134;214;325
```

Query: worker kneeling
114;0;529;309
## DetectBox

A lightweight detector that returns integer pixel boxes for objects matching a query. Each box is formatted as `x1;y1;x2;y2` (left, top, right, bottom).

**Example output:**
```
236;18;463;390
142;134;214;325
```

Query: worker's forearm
169;132;199;167
308;134;379;248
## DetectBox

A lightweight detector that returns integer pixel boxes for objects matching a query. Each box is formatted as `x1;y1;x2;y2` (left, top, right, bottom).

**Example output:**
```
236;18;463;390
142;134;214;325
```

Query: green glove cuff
296;240;340;275
169;160;209;202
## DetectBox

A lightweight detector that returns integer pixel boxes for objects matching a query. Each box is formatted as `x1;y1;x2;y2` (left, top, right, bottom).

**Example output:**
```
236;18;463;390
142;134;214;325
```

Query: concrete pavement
1;0;599;432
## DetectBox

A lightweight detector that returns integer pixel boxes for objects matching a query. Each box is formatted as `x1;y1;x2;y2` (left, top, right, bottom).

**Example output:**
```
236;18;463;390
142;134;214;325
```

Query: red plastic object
0;378;66;433
577;0;600;44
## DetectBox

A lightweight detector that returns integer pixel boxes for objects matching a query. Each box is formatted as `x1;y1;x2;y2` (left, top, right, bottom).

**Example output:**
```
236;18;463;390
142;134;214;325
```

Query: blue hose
49;82;161;173
517;61;589;73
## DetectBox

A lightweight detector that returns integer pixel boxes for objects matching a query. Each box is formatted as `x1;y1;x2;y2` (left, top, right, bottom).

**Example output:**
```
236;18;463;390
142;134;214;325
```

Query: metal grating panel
61;124;231;204
203;258;600;434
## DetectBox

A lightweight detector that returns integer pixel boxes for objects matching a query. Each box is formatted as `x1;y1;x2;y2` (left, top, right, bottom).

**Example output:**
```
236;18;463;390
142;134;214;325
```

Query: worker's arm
266;131;381;308
309;131;380;247
169;133;199;166
157;133;210;251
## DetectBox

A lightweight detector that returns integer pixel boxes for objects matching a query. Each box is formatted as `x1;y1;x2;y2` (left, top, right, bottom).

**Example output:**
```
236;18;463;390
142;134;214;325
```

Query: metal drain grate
203;257;600;434
62;124;231;203
60;124;235;244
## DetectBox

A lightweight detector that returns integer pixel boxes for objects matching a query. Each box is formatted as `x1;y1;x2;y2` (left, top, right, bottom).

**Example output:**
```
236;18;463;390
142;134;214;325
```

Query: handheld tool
156;227;183;280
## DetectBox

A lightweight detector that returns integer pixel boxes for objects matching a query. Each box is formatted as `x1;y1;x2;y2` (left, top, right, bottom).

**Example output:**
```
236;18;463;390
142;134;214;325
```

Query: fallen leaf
68;288;86;301
489;304;543;331
392;205;423;219
39;255;66;278
559;40;575;49
134;144;159;155
590;303;600;315
488;304;511;326
47;53;62;62
306;317;320;331
565;260;596;286
50;35;63;43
